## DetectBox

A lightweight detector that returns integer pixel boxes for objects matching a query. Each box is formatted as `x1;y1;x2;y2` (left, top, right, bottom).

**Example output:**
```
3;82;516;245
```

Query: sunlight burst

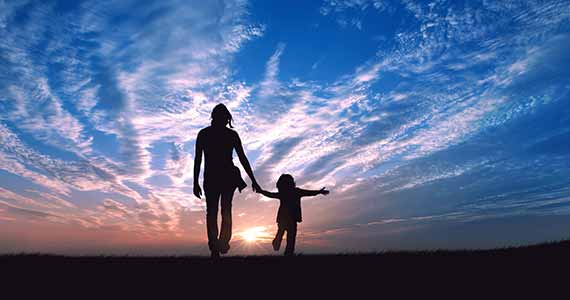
238;226;272;243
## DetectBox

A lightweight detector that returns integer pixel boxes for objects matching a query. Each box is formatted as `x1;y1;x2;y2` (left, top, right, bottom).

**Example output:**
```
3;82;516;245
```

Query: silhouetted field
2;240;568;296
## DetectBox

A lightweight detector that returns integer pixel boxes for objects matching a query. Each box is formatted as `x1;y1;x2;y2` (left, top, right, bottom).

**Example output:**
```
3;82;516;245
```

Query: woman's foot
211;250;220;260
219;242;230;254
272;239;281;251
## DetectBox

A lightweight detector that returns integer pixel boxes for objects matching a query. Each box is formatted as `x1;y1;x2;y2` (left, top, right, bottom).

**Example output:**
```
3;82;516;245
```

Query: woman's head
276;174;296;193
211;103;233;128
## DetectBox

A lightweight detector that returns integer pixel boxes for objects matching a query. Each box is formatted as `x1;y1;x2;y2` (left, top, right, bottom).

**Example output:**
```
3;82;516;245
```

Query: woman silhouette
193;103;261;258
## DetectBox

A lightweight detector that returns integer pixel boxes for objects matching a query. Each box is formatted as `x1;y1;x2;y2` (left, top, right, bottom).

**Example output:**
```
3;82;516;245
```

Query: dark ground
2;240;569;297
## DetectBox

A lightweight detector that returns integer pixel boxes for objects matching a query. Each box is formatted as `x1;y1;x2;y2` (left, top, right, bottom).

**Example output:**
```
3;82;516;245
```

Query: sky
1;0;570;255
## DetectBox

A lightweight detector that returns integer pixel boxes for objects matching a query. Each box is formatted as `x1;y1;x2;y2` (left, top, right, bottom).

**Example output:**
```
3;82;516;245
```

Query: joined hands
252;181;261;193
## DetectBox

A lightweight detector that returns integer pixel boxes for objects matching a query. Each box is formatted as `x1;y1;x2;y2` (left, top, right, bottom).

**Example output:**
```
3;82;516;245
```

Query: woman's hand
320;187;330;195
193;183;203;199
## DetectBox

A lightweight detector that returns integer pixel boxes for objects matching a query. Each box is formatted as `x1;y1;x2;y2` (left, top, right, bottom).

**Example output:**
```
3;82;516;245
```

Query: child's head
276;174;295;193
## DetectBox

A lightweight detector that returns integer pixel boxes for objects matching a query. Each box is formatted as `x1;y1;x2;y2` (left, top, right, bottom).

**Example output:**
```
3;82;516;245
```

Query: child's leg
284;222;297;256
273;224;285;251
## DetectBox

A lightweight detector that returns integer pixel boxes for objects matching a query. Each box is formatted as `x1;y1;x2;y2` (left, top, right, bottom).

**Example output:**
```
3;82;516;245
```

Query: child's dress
276;189;304;225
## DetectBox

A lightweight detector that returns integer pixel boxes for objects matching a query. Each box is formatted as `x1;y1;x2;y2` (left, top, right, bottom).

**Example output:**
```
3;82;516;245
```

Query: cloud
320;0;389;16
259;43;286;98
0;123;135;196
320;0;390;29
99;199;131;218
0;201;57;220
507;34;570;91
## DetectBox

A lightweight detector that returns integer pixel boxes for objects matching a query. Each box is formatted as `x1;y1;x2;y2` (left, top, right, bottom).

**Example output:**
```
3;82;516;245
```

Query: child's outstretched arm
298;187;329;197
258;189;280;199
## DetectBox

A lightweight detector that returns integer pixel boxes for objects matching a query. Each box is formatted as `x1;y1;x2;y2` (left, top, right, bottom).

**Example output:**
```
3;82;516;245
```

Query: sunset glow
238;227;273;243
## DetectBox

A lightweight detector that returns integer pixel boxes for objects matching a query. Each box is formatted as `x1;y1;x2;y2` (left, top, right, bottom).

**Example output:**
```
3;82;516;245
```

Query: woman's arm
298;187;329;198
234;133;261;192
193;132;204;199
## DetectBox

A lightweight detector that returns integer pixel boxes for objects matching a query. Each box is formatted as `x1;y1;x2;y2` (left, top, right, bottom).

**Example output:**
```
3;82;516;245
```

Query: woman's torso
199;126;238;181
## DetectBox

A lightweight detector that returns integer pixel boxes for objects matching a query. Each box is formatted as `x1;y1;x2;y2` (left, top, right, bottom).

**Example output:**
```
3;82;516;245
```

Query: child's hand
320;187;329;195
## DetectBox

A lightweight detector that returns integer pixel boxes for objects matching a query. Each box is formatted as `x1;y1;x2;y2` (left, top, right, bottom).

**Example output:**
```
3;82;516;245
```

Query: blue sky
1;0;570;255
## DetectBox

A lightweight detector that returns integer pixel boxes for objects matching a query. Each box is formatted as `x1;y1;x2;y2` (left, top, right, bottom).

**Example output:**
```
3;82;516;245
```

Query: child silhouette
257;174;329;256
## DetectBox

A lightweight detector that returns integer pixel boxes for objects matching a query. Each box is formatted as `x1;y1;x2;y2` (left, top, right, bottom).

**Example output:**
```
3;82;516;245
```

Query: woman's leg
284;222;297;256
218;188;236;252
273;224;285;251
205;188;222;253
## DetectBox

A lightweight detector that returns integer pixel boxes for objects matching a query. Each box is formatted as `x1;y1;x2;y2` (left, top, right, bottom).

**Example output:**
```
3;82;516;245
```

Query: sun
239;226;271;243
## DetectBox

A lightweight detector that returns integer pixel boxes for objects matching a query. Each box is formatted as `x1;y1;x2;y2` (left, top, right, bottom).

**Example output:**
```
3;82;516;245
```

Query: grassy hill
2;240;568;296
